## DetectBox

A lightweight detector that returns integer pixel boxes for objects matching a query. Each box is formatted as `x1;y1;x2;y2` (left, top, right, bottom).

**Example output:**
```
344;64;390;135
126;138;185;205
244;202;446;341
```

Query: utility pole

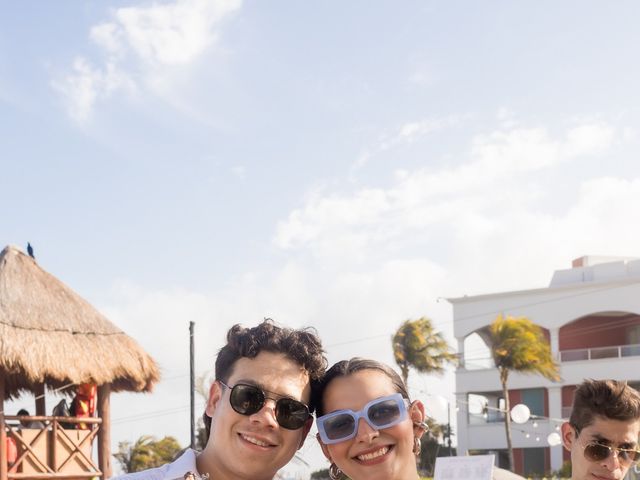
447;402;452;456
190;321;196;450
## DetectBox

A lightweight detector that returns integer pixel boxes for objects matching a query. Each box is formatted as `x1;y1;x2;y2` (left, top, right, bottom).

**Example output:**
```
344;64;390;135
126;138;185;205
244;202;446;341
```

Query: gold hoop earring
413;436;422;456
329;463;343;480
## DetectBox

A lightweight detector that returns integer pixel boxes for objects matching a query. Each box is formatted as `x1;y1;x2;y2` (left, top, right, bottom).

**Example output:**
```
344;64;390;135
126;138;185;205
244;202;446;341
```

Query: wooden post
97;384;111;479
190;321;195;450
1;374;8;480
51;418;57;474
35;384;46;416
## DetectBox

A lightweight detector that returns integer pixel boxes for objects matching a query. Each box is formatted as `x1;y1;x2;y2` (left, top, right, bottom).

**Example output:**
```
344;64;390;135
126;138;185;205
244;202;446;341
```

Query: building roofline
446;277;640;304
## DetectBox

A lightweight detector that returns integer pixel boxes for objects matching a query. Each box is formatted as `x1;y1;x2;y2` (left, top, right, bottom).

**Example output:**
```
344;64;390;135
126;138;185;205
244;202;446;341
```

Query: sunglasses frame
218;380;311;430
571;424;640;466
316;393;409;445
582;441;640;465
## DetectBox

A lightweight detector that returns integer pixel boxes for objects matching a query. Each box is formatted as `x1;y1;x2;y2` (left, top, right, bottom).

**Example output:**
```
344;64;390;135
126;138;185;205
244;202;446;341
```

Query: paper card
434;454;495;480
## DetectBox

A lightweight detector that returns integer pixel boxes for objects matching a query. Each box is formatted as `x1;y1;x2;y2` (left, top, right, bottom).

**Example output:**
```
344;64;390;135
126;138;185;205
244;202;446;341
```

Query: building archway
559;311;640;361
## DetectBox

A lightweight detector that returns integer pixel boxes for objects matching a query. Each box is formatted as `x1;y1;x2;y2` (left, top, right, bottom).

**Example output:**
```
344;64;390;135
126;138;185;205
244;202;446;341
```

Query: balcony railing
560;343;640;362
4;415;102;479
460;343;640;372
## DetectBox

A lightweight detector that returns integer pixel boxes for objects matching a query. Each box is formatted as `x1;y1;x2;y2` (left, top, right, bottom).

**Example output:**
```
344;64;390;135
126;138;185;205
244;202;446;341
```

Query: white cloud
279;122;618;259
90;22;124;56
230;165;246;179
444;175;640;294
470;122;614;173
51;57;134;123
54;0;241;123
354;114;470;169
389;115;469;147
112;0;240;66
563;123;616;157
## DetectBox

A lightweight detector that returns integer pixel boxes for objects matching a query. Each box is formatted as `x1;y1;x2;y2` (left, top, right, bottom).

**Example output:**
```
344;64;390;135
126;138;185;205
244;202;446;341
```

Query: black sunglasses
218;380;310;430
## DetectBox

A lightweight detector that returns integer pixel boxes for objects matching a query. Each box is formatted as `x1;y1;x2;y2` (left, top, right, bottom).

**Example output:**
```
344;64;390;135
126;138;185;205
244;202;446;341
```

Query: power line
112;402;207;425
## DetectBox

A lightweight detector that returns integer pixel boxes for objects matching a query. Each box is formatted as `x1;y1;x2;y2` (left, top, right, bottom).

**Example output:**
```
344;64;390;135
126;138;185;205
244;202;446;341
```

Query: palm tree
488;314;560;471
114;435;182;473
392;317;457;387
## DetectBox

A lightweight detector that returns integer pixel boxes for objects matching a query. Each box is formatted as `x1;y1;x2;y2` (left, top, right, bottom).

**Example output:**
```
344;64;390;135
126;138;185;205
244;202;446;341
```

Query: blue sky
3;0;640;474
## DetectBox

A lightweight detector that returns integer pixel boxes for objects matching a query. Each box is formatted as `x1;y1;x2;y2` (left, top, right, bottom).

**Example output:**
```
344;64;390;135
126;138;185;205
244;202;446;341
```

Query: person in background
71;384;96;429
115;319;327;480
561;379;640;480
17;409;45;429
313;357;428;480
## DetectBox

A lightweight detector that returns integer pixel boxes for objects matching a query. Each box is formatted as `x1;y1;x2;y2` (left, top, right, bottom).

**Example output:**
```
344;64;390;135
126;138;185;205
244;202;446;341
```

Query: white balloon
547;432;562;446
510;404;531;424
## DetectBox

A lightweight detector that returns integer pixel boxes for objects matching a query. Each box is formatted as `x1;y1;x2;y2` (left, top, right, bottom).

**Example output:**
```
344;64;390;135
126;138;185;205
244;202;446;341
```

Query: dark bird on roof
27;242;35;259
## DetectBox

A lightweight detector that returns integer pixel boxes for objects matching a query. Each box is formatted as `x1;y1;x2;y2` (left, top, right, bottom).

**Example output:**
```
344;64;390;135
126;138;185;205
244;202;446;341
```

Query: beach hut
0;245;159;480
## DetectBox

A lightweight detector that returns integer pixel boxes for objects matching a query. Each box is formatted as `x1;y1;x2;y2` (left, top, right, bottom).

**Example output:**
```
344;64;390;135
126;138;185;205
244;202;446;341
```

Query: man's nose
601;449;622;471
249;398;279;428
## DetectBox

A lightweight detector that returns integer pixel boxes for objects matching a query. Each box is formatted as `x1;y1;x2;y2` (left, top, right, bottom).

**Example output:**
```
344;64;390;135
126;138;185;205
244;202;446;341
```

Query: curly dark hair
202;319;327;439
570;379;640;433
311;357;409;417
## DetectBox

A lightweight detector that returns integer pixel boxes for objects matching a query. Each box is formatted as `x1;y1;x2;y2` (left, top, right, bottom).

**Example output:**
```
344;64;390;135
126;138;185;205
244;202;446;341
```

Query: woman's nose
354;418;379;443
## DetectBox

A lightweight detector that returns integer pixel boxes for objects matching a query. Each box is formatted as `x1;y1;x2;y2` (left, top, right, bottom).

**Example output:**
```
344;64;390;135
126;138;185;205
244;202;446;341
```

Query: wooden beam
35;385;45;417
8;473;99;479
3;417;100;425
96;385;111;480
1;374;8;480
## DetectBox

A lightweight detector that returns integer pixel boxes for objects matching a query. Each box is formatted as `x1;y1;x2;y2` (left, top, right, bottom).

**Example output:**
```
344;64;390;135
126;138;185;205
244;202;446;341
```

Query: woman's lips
353;445;393;464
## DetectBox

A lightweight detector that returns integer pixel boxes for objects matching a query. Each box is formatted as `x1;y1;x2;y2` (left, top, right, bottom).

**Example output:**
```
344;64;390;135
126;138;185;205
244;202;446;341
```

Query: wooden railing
4;416;102;480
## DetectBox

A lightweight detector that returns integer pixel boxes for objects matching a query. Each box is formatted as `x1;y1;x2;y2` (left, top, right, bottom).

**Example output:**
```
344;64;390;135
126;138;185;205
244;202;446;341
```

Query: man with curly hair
118;319;327;480
561;379;640;480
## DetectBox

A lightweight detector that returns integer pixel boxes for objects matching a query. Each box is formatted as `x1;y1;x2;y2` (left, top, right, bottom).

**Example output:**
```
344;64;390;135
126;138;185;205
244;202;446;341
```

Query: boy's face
202;351;312;480
562;416;640;480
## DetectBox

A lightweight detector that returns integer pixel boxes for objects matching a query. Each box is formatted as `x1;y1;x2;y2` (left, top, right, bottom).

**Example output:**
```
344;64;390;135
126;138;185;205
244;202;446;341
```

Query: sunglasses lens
368;398;403;427
584;443;610;462
620;449;640;464
276;398;310;430
229;384;264;415
322;413;356;441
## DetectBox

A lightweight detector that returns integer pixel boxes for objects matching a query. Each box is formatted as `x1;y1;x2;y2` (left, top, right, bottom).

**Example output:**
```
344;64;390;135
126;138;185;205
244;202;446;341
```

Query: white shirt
111;449;199;480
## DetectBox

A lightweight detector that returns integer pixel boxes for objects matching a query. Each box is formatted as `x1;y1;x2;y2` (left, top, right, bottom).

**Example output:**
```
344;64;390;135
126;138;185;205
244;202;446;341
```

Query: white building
449;256;640;477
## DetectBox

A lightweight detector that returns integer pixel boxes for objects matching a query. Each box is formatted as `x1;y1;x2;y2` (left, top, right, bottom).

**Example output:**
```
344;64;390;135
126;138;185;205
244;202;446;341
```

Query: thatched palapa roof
0;245;160;400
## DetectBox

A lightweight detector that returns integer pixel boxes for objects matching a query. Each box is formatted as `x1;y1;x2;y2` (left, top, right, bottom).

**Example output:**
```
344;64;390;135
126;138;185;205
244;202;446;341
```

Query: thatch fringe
0;245;159;399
